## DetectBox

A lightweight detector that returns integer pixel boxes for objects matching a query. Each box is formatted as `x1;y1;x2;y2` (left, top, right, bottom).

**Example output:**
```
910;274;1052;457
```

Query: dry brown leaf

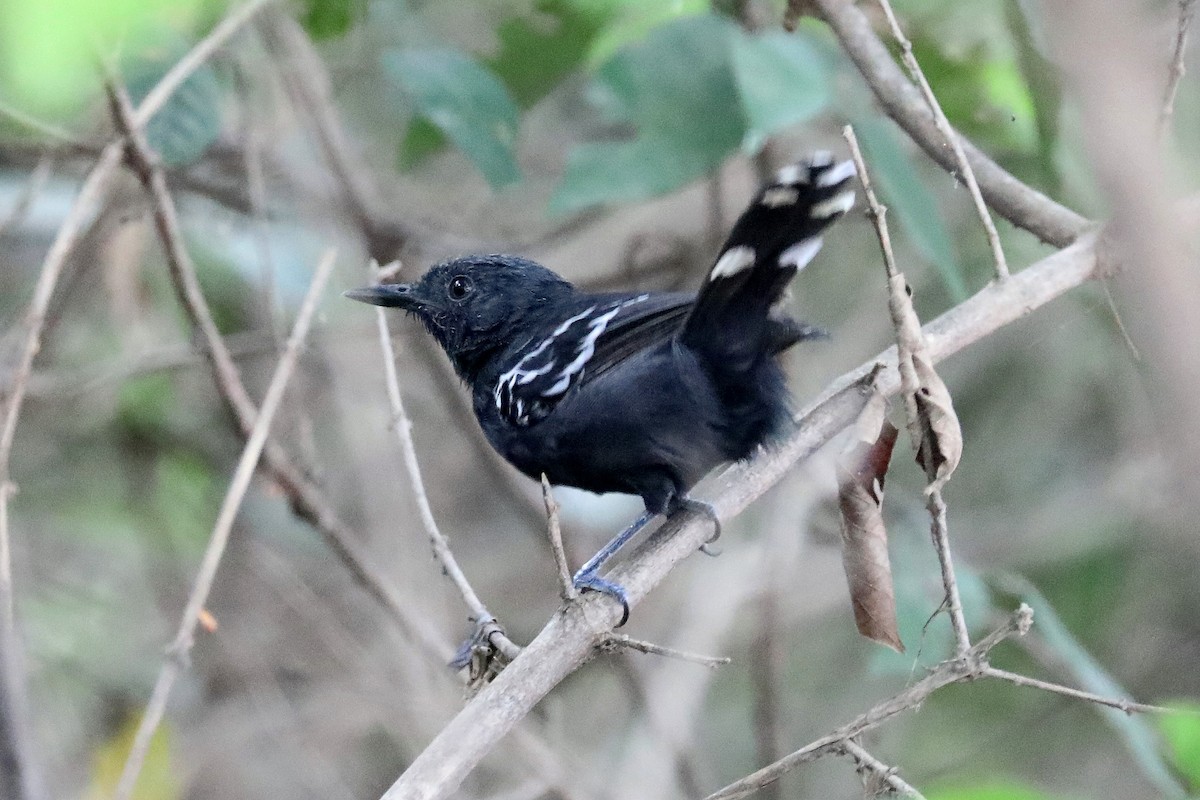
836;392;904;653
913;356;962;493
887;273;963;493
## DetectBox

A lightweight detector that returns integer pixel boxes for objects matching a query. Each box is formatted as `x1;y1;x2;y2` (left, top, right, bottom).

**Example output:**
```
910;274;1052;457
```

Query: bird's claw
573;571;631;627
677;497;722;557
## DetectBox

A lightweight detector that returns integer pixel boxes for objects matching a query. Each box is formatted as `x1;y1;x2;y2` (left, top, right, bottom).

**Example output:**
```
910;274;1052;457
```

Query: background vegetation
0;0;1197;798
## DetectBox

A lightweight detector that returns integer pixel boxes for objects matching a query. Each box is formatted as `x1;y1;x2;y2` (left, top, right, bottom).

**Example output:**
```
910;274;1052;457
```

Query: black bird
346;153;856;625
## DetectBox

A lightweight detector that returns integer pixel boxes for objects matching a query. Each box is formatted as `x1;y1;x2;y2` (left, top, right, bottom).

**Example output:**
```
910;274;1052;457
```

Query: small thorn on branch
601;634;731;669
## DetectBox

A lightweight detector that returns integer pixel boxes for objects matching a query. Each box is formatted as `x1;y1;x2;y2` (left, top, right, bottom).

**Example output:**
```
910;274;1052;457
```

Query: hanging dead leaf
836;393;904;653
886;272;962;493
913;356;962;493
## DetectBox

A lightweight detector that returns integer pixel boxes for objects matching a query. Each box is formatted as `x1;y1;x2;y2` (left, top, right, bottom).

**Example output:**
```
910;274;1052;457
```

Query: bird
346;153;856;626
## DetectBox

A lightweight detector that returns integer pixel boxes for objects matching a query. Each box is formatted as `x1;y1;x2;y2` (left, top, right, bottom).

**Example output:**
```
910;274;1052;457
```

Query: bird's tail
680;153;856;372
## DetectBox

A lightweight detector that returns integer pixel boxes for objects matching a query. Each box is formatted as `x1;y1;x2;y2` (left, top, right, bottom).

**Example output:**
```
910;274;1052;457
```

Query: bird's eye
447;275;474;300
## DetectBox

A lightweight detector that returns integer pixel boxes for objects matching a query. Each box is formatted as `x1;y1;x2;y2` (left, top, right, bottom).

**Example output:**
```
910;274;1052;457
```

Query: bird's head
345;254;573;380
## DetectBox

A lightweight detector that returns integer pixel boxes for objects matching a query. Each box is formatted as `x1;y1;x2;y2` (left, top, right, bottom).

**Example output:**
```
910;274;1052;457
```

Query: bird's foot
572;569;630;627
675;497;722;557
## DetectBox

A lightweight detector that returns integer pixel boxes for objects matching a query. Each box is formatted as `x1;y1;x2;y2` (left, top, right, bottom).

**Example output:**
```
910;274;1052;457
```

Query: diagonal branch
370;265;521;662
107;75;451;665
707;607;1034;800
112;245;336;800
814;0;1091;247
873;0;1009;280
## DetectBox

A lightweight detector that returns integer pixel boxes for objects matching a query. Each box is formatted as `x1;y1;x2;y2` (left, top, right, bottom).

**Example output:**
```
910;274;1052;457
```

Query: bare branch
601;634;730;668
377;218;1108;800
370;262;521;663
841;739;926;799
0;141;123;628
113;249;336;800
705;606;1033;800
1160;0;1196;134
540;476;576;602
982;667;1173;715
132;0;275;131
874;0;1009;279
108;74;451;665
814;0;1091;247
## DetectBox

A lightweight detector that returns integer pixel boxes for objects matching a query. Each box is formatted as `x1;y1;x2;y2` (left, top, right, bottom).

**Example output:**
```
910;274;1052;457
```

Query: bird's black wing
493;292;694;427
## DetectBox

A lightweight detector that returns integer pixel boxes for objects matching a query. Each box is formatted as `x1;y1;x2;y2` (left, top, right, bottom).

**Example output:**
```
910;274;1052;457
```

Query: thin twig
1159;0;1196;135
705;606;1033;800
925;489;970;656
370;262;521;663
844;124;972;656
841;739;926;799
982;667;1173;715
113;249;335;800
814;0;1090;248
601;634;730;668
843;126;900;280
0;141;122;629
874;0;1009;280
132;0;275;131
540;475;576;601
108;77;450;665
0;99;87;146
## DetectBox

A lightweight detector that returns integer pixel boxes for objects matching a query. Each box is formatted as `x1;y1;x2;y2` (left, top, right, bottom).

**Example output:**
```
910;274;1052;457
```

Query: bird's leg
673;496;722;557
572;510;655;627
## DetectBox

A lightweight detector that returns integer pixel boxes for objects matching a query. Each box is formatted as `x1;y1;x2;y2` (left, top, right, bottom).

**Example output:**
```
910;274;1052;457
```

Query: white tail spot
760;186;799;208
774;163;805;186
810;150;834;167
812;190;856;219
710;245;757;279
816;159;856;188
779;237;824;270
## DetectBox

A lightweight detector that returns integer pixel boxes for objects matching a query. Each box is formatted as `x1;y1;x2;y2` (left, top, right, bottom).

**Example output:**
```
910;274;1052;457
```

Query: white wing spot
543;295;648;397
779;237;824;271
812;190;856;219
760;186;799;208
710;245;757;279
494;305;596;416
816;159;856;188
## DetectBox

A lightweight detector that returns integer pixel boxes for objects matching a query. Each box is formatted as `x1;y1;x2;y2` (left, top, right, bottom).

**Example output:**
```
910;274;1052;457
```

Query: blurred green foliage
0;0;218;120
1160;701;1200;792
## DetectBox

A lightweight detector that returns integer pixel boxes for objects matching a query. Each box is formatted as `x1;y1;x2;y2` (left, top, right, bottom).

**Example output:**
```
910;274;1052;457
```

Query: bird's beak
343;283;419;308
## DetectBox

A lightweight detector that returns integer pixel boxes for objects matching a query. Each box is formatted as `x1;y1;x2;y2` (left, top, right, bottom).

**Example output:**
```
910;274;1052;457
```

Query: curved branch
814;0;1091;248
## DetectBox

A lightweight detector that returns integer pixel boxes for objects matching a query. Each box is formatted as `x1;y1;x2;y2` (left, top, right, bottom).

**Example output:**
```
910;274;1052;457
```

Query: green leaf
852;116;969;301
928;781;1071;800
116;374;176;441
489;0;605;108
125;52;222;167
385;48;522;188
301;0;360;39
731;30;830;151
0;0;206;120
993;574;1189;799
550;137;714;214
553;13;744;211
584;0;709;67
1159;700;1200;791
